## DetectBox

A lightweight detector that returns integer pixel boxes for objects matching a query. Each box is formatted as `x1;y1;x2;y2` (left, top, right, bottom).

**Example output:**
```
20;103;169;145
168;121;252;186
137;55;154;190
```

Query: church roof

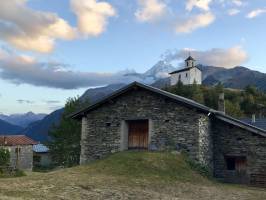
185;56;195;61
70;82;266;137
169;66;201;74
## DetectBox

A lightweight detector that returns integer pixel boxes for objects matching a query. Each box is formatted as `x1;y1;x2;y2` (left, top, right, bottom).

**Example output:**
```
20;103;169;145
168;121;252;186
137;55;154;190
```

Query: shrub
14;169;26;177
0;148;10;166
182;151;212;178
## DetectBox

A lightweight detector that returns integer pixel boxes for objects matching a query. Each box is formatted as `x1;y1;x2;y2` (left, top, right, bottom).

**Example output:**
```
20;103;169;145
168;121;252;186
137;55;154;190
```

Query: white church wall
188;67;202;84
170;70;190;85
170;67;202;86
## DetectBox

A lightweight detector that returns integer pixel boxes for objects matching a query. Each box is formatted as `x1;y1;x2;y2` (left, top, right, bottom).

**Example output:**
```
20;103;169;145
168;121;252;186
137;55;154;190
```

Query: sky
0;0;266;114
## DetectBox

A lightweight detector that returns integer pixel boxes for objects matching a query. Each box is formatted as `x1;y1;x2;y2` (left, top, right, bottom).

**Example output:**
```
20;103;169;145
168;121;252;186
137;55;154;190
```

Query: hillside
0;119;23;134
198;65;266;91
80;83;126;102
22;109;64;142
0;152;265;199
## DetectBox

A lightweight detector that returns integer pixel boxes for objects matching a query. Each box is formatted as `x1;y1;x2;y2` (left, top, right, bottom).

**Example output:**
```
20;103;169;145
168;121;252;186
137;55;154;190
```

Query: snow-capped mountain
143;60;176;79
0;112;47;128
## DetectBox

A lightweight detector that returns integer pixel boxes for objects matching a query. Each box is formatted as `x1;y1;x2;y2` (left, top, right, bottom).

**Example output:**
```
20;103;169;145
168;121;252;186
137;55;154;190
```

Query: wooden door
128;120;148;149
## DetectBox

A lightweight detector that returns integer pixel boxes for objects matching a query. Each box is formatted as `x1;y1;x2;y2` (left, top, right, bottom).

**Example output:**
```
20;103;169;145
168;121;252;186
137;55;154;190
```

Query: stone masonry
80;87;211;167
213;118;266;184
75;82;266;186
5;145;34;171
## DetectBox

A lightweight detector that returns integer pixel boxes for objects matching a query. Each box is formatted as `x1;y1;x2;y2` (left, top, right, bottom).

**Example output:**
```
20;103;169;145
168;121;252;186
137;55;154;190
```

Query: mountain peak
0;112;47;128
144;60;176;78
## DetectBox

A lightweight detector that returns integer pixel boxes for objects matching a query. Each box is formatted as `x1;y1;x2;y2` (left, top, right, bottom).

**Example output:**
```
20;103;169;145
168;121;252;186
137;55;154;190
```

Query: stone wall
8;145;33;171
80;87;211;165
198;115;213;170
213;118;266;185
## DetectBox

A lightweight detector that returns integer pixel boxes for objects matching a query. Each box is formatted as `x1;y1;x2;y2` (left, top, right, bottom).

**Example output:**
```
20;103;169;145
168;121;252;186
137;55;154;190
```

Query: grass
0;151;265;199
0;169;26;178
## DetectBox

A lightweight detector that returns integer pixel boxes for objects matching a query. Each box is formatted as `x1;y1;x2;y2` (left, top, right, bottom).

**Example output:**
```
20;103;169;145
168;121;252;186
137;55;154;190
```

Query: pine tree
47;97;90;167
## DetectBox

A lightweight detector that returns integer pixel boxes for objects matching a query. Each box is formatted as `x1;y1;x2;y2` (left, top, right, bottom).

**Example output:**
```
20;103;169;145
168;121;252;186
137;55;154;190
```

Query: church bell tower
185;55;195;68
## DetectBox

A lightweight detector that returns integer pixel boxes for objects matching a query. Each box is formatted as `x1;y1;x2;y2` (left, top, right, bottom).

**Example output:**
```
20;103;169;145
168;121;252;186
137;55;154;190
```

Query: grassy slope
0;152;266;200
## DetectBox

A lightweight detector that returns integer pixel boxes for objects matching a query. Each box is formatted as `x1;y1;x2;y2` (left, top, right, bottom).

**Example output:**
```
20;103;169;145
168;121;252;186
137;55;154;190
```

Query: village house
241;115;266;131
0;135;37;171
71;58;266;187
33;143;52;167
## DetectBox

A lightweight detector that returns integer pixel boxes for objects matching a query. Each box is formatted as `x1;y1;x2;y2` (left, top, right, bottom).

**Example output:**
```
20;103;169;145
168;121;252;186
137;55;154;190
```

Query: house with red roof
0;135;37;171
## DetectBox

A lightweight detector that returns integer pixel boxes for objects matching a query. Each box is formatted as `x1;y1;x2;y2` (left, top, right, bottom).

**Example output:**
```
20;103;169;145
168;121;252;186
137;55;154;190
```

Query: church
169;56;202;86
71;58;266;187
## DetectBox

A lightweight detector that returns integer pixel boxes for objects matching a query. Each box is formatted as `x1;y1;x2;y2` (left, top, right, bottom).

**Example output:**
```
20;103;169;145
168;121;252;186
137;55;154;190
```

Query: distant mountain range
21;109;64;142
151;64;266;91
0;112;47;128
198;65;266;91
1;60;266;142
80;83;126;102
0;119;23;134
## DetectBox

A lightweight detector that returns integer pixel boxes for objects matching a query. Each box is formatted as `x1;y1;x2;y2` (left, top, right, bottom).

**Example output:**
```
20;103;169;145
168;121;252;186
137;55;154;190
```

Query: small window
106;122;111;127
226;157;236;170
179;74;181;79
225;156;247;172
186;73;188;78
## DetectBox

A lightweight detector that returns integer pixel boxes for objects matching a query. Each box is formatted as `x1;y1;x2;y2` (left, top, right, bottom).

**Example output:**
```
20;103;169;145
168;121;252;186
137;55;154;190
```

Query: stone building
169;56;202;86
71;82;266;186
0;135;37;171
33;143;52;167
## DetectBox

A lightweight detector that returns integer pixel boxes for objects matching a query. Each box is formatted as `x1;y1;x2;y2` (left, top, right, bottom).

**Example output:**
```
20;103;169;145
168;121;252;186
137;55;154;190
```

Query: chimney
252;114;256;123
218;93;225;113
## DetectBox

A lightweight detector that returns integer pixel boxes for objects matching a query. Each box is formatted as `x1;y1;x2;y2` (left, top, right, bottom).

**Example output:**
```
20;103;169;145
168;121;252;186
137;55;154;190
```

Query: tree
191;82;204;104
47;97;90;167
225;100;244;118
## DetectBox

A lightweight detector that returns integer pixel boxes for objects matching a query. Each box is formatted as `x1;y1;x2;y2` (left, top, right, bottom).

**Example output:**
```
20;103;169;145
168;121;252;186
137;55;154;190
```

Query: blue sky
0;0;266;114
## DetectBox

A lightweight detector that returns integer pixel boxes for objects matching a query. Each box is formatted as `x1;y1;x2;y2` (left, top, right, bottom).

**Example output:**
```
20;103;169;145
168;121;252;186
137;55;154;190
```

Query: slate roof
33;143;49;153
0;135;38;146
240;118;266;131
70;81;266;137
169;66;201;75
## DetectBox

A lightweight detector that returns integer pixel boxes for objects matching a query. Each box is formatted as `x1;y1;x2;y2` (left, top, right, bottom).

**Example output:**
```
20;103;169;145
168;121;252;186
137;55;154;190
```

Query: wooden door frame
127;119;149;150
120;119;153;151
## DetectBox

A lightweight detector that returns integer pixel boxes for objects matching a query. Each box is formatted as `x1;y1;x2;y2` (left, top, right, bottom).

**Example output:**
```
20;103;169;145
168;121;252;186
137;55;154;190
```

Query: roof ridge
70;81;266;137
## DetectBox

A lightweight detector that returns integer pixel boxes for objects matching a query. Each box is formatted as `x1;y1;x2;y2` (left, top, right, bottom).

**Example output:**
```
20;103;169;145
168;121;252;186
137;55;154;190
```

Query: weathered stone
80;88;211;167
78;85;266;186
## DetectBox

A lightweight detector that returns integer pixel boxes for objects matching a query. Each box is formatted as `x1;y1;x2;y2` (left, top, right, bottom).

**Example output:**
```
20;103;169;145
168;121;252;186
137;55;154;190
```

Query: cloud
246;8;266;19
175;12;215;33
17;99;34;104
186;0;213;11
71;0;116;37
161;46;248;68
135;0;168;22
232;0;243;7
0;0;76;53
0;48;150;89
227;9;240;16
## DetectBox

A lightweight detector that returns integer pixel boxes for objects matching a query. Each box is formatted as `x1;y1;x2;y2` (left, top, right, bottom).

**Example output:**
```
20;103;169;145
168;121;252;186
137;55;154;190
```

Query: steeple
185;55;195;68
